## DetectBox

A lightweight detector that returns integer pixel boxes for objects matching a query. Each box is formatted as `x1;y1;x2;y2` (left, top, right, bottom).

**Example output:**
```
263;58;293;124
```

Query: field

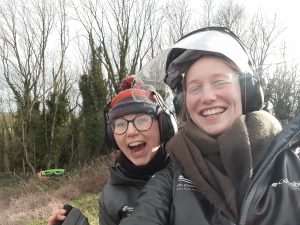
0;156;111;225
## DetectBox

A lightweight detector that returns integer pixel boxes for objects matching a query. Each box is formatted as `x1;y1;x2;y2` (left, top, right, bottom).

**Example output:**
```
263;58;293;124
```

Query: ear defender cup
157;109;178;143
239;73;264;114
104;105;119;150
173;92;184;116
105;122;119;150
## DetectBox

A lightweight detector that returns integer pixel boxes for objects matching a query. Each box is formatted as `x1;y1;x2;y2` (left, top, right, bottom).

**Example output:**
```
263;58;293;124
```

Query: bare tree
263;43;300;121
200;0;289;119
164;0;194;44
0;0;72;173
72;0;165;97
0;0;50;173
212;0;247;37
199;0;216;27
245;12;283;73
264;63;299;121
201;0;281;73
44;0;73;168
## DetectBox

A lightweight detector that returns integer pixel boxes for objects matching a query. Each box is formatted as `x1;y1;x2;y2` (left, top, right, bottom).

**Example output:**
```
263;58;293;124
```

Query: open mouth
201;107;226;117
128;141;146;152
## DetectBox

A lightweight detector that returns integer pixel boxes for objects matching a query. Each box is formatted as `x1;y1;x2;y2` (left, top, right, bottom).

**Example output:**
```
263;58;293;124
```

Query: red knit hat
108;76;160;121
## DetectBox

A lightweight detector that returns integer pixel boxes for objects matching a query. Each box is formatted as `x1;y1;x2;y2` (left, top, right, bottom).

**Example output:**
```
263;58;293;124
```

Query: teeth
202;108;225;116
128;141;144;147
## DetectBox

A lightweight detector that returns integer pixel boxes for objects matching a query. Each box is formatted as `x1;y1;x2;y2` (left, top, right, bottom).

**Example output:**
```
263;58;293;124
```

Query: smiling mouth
128;141;146;152
201;107;226;117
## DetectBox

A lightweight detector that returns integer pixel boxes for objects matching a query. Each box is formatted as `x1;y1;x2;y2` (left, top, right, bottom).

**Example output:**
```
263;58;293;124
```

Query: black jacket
99;165;149;225
119;116;300;225
60;153;169;225
100;151;170;225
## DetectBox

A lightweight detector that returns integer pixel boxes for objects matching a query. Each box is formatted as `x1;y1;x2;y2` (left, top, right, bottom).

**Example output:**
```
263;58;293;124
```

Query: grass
70;194;99;224
26;219;45;225
0;155;112;225
23;194;99;225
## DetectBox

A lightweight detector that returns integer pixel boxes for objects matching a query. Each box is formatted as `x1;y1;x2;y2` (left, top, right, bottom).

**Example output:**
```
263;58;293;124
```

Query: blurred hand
47;203;66;225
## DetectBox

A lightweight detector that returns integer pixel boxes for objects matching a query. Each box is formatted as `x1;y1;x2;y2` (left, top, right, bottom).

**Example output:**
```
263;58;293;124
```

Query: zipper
239;129;300;225
239;157;275;225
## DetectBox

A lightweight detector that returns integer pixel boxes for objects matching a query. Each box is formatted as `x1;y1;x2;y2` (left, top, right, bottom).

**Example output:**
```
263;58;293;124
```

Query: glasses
111;114;155;135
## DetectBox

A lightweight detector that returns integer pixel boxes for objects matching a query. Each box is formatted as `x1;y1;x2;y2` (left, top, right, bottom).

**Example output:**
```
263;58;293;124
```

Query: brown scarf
167;111;282;223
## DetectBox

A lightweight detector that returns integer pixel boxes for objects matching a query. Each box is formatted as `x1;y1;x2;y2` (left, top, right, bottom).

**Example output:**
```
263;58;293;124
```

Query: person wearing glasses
118;27;300;225
47;75;177;225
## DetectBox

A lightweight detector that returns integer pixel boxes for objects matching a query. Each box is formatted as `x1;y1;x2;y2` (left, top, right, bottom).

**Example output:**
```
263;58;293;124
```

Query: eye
212;80;231;89
187;86;203;95
114;119;127;128
135;115;151;124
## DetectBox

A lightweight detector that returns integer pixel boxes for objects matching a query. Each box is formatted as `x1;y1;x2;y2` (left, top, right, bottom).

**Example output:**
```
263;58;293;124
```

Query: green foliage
79;35;109;158
44;92;72;167
58;115;81;166
10;105;42;172
46;92;70;126
70;194;99;224
5;89;76;172
26;219;45;225
263;65;299;121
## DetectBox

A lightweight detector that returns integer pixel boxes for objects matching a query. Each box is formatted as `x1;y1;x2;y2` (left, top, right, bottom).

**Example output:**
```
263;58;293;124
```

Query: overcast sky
189;0;300;64
241;0;300;63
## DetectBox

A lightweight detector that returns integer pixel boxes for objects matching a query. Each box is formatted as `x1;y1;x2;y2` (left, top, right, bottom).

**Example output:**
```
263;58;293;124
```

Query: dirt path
0;191;10;211
0;177;13;214
0;193;10;223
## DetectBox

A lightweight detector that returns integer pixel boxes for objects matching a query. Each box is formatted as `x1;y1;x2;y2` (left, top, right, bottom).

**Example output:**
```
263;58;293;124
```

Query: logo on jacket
119;205;134;219
271;178;300;191
176;175;199;192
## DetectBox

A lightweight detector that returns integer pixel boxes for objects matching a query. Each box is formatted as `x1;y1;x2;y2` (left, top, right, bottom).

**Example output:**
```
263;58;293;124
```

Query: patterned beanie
108;75;160;121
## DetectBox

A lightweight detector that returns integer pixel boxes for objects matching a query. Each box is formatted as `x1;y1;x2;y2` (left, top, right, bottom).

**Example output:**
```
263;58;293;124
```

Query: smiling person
118;27;300;225
100;75;177;225
47;75;177;225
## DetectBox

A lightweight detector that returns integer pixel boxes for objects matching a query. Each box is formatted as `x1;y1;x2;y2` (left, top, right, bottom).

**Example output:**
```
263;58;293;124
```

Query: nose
200;86;217;104
126;122;139;136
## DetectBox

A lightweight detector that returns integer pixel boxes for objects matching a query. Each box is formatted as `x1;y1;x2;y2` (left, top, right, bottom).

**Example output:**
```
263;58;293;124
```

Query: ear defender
104;104;119;150
150;91;178;143
157;107;178;143
173;92;184;117
239;73;264;114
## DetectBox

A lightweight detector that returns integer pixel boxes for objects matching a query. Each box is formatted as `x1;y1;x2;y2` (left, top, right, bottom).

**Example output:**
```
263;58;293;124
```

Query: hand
47;203;67;225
